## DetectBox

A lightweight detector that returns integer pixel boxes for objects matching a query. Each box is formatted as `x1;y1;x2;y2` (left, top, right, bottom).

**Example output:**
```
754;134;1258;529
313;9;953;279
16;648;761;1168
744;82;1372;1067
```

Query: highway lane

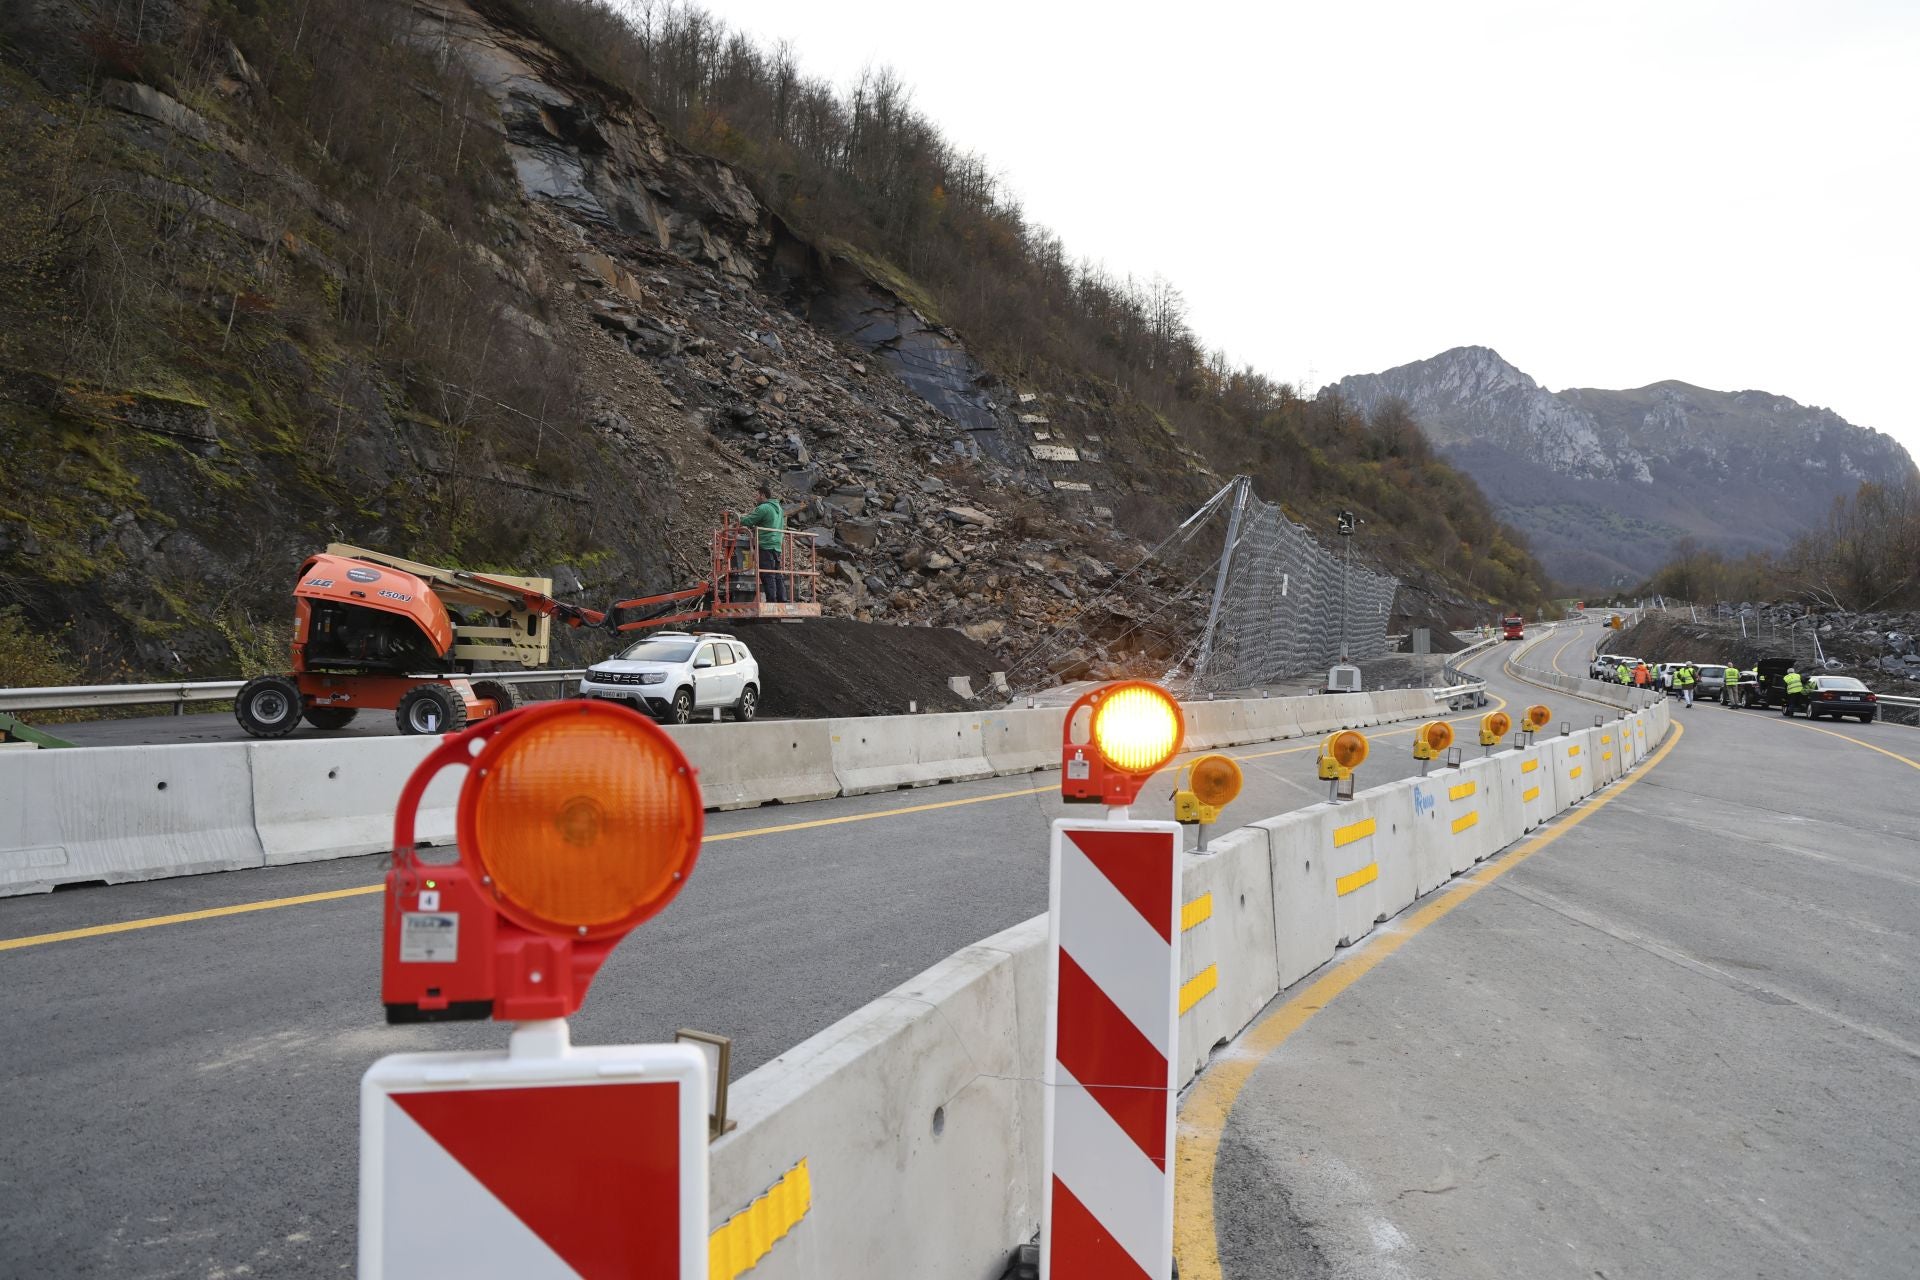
0;648;1539;1278
1187;621;1920;1279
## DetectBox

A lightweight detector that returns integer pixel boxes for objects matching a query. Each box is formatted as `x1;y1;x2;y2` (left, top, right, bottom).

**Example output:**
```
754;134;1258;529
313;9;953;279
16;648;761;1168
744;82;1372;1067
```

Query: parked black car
1807;675;1879;723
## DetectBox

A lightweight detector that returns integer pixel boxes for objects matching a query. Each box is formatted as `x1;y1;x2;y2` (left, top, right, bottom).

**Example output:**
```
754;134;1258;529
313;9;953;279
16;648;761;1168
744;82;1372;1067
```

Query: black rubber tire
235;675;303;738
732;684;759;722
669;687;694;724
1860;714;1874;724
395;684;468;735
302;707;358;731
470;679;521;721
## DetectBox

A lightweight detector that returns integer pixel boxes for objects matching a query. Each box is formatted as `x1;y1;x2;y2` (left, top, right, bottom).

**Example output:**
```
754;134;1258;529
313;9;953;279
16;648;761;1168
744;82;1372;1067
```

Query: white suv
580;632;760;724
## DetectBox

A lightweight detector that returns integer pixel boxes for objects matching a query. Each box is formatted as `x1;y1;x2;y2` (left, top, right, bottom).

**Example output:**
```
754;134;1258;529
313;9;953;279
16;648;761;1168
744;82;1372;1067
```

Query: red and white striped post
1043;820;1183;1279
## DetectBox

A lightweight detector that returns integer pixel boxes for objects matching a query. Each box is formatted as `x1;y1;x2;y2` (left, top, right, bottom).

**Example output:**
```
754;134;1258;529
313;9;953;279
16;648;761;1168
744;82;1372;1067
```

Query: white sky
705;0;1920;461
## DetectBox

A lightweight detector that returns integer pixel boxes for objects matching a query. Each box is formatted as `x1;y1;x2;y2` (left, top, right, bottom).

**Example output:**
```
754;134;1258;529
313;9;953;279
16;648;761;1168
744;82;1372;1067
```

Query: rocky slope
0;0;1516;692
1330;347;1918;586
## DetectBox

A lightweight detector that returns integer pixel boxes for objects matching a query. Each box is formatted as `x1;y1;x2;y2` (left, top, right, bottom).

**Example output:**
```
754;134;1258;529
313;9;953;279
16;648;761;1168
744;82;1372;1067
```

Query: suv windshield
616;639;697;663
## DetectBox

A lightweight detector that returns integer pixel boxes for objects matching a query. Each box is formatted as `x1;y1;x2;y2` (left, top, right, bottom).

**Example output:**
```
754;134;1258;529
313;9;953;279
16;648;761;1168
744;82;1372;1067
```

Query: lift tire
302;707;358;731
235;675;303;739
396;684;468;736
470;679;521;720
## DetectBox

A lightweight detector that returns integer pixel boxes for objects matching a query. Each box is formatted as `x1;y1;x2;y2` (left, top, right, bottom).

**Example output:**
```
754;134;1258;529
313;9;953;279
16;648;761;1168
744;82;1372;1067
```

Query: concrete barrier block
1182;700;1235;750
248;735;451;865
1478;749;1525;848
1241;699;1302;743
665;719;840;811
1294;696;1343;736
1;744;263;894
710;916;1047;1280
1353;782;1417;922
1512;744;1554;830
979;706;1067;776
1258;809;1341;989
828;712;993;795
1271;795;1387;950
1175;827;1282;1086
1411;756;1500;876
1550;728;1595;807
1594;720;1624;784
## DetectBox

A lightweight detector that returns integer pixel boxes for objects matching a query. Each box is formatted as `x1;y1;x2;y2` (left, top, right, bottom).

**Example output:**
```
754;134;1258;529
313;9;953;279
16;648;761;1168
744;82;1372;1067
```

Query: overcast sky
705;0;1919;461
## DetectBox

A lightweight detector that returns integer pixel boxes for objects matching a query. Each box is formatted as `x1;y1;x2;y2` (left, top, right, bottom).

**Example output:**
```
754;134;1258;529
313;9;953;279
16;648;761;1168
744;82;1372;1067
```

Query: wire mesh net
1184;481;1399;692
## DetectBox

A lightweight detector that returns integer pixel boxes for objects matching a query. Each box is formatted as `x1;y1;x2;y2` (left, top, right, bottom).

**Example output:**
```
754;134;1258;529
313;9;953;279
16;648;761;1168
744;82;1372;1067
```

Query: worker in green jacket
1616;662;1630;685
1782;667;1806;717
739;483;788;603
1676;662;1696;708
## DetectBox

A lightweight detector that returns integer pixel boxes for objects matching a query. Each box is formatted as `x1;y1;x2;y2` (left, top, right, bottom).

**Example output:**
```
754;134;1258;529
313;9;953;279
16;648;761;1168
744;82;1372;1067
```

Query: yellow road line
1779;718;1920;772
1180;965;1219;1014
1182;894;1214;932
0;885;386;952
1333;863;1378;897
1173;718;1686;1279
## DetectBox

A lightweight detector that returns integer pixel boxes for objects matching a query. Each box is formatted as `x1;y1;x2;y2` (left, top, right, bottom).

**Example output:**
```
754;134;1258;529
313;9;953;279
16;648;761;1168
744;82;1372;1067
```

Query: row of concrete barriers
0;687;1444;896
700;686;1674;1279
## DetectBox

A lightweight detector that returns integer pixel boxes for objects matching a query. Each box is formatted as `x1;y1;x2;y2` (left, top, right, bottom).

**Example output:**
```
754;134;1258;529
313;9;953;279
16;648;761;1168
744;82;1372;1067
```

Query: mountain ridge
1330;346;1917;586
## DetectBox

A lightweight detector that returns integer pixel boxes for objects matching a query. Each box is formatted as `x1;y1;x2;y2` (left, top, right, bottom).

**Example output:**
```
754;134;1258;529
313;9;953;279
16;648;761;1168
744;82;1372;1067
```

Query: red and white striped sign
359;1032;708;1279
1043;820;1182;1280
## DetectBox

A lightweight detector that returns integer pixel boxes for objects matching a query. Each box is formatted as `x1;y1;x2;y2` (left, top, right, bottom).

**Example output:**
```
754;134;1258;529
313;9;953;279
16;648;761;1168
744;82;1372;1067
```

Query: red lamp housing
1060;680;1186;806
381;699;703;1023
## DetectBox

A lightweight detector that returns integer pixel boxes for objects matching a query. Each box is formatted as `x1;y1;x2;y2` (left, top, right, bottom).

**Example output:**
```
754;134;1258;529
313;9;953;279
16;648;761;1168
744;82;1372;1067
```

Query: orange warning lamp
1479;710;1512;747
1524;704;1552;732
1412;720;1454;761
1317;730;1369;781
1062;681;1185;805
1174;753;1243;825
381;700;703;1023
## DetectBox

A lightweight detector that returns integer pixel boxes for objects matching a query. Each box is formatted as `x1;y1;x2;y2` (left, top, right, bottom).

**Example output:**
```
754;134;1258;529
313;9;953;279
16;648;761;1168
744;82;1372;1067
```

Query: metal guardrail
0;670;588;714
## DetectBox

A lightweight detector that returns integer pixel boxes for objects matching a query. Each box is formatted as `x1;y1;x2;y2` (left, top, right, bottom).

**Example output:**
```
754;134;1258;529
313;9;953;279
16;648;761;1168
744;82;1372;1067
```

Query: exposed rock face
1331;346;1917;585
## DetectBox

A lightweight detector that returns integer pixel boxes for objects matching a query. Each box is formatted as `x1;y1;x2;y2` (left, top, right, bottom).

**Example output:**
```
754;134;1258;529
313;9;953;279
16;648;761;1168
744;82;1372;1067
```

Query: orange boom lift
233;518;819;739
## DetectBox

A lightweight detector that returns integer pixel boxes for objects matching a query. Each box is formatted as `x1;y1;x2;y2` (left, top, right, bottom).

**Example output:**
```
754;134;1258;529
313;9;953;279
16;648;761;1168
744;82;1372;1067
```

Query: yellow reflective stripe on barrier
1451;812;1479;835
1334;863;1378;897
1522;786;1540;803
1447;781;1476;801
1332;817;1376;848
1603;751;1614;761
710;1157;811;1279
1180;964;1219;1014
1569;745;1582;756
1602;734;1613;744
1181;894;1214;933
1521;759;1539;774
1570;765;1583;778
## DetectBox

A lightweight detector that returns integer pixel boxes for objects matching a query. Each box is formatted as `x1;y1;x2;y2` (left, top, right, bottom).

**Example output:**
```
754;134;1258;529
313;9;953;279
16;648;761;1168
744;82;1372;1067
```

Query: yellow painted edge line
1173;717;1688;1279
1780;718;1920;773
1181;893;1214;933
1450;811;1479;835
1446;781;1476;801
1333;862;1378;897
709;1156;811;1278
1331;817;1377;848
1521;759;1538;774
1179;964;1219;1015
1522;786;1540;803
0;884;386;952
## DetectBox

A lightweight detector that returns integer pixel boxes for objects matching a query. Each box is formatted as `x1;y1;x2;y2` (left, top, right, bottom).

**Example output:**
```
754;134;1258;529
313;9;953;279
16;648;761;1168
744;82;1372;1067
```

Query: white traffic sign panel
1043;819;1182;1280
359;1024;708;1279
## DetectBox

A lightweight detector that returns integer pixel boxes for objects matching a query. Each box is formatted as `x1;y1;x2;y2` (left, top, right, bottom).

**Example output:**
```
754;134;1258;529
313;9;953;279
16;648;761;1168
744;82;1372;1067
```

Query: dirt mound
703;618;1002;719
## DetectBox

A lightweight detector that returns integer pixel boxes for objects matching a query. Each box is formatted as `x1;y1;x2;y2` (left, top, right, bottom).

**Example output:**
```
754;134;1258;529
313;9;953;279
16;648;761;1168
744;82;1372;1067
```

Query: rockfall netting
1183;478;1399;692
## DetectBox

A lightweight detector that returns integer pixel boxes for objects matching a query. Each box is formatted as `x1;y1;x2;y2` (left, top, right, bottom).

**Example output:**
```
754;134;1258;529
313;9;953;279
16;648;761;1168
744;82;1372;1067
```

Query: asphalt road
1196;620;1920;1279
0;647;1529;1278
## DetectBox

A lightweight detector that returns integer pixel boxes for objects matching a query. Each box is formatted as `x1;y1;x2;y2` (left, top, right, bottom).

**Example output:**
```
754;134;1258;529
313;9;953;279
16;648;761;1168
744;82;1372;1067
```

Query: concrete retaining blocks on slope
664;720;839;812
827;712;994;795
0;743;263;893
